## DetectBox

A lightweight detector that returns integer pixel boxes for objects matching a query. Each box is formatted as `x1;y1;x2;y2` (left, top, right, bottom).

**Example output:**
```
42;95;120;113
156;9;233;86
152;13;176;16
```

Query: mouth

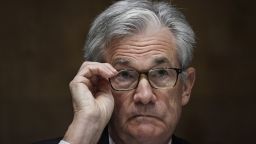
130;115;160;121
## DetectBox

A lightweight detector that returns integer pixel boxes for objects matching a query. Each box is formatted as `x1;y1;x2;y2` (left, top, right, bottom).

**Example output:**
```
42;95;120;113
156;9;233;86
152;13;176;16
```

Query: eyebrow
153;57;171;65
112;57;171;68
112;58;131;67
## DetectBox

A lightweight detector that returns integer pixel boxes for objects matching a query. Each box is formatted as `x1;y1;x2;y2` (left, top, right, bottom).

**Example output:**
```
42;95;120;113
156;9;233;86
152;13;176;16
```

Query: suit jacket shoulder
33;127;109;144
33;131;189;144
33;137;63;144
172;135;190;144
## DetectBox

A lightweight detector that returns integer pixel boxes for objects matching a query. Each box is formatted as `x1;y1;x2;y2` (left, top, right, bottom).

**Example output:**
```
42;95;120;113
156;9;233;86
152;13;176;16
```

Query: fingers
70;61;117;98
77;62;117;79
66;62;116;143
71;75;93;88
71;61;116;89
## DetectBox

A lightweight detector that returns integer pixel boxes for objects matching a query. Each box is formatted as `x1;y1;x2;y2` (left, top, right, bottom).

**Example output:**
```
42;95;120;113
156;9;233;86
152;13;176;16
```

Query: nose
133;75;157;104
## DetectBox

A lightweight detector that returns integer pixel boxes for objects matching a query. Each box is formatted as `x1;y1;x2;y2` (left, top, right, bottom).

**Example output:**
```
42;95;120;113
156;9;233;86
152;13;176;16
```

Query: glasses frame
109;68;182;91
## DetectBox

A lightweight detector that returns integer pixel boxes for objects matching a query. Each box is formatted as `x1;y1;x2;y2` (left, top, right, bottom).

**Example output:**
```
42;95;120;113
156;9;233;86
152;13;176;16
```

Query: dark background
1;0;256;143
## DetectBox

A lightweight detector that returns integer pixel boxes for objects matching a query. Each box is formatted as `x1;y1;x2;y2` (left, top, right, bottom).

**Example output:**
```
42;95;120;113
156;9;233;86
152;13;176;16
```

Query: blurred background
1;0;256;143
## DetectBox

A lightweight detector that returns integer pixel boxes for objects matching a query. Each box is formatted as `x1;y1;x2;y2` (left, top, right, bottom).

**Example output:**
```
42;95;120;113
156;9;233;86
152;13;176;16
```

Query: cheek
155;88;183;127
111;91;134;124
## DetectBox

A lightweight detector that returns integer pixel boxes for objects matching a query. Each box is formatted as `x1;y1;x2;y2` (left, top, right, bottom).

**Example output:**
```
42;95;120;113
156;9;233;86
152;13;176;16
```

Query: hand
63;61;117;144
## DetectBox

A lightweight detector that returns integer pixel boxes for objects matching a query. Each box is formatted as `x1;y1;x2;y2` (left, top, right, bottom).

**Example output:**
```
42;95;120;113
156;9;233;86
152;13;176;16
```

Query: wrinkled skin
64;27;195;144
106;28;195;144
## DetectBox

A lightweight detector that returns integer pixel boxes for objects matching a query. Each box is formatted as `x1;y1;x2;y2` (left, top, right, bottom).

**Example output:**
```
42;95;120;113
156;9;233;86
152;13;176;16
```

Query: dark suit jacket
34;128;189;144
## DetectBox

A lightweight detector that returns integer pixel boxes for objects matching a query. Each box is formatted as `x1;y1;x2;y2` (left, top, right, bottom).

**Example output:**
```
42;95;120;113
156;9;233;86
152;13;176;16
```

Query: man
39;0;196;143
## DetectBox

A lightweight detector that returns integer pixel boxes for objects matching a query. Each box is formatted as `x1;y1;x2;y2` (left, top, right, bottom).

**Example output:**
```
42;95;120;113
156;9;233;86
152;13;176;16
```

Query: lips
129;114;161;121
127;106;164;122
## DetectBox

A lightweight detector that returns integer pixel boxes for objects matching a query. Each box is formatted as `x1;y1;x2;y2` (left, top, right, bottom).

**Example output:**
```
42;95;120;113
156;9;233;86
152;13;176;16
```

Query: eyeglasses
109;68;182;91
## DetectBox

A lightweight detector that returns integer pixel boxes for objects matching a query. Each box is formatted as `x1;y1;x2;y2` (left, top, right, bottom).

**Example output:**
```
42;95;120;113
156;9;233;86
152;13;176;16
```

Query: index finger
77;61;117;79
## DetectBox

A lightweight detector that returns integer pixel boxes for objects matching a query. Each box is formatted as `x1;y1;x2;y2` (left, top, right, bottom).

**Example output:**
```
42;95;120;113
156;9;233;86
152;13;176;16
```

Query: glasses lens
110;70;138;90
149;69;177;88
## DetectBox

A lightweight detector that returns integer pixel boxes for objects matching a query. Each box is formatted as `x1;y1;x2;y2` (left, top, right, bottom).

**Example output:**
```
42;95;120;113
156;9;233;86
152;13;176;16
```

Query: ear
181;67;196;106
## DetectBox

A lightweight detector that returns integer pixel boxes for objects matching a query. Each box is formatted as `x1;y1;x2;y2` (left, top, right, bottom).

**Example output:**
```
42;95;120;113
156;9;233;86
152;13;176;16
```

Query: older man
40;0;196;144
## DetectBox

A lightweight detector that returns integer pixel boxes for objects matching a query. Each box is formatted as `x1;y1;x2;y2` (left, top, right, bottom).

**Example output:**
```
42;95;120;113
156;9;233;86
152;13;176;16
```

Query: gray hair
84;0;195;69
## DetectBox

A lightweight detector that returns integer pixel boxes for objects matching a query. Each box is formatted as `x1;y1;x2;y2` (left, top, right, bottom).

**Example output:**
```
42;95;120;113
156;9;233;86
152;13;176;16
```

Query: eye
115;70;137;81
120;71;131;79
154;69;169;78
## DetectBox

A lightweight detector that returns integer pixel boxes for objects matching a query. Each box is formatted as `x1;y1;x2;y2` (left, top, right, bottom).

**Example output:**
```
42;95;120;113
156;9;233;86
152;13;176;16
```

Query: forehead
105;28;179;69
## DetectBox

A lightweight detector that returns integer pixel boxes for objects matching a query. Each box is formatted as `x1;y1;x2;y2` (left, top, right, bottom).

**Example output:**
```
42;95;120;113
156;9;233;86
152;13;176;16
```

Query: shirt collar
109;135;172;144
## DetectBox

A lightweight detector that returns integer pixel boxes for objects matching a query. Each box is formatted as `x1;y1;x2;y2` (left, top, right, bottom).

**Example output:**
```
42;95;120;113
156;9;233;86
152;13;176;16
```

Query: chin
127;127;168;144
127;122;165;141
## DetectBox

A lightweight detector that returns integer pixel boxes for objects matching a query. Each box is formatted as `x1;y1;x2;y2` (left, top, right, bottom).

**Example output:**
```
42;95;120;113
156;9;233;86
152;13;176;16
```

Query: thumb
95;79;114;120
95;77;112;96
